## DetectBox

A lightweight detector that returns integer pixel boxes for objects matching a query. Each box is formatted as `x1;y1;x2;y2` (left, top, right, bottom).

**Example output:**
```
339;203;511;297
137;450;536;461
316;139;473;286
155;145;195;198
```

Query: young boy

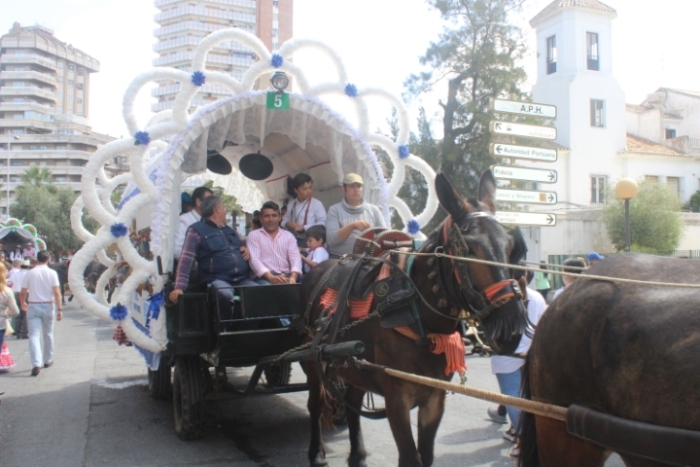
302;225;329;273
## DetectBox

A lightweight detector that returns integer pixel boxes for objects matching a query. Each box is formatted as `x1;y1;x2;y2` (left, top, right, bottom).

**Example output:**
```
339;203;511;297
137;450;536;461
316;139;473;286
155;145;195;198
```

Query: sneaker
509;445;520;458
503;425;517;443
487;406;508;424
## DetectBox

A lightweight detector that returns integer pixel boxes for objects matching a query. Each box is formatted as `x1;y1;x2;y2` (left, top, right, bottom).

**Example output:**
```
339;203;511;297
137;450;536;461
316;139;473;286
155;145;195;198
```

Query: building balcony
155;0;256;8
0;86;57;102
0;70;57;87
6;149;94;161
153;36;253;54
154;6;256;24
151;82;236;97
11;133;113;146
151;97;212;112
0;54;58;71
667;135;700;155
0;101;55;114
0;118;54;131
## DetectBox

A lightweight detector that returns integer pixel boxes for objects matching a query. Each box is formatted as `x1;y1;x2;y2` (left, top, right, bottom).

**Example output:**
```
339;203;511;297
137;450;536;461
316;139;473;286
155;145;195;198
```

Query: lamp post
615;178;639;252
6;134;20;219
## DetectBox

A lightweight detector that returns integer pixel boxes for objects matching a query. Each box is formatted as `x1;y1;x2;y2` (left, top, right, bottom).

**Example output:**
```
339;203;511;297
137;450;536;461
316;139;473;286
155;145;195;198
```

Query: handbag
5;318;14;336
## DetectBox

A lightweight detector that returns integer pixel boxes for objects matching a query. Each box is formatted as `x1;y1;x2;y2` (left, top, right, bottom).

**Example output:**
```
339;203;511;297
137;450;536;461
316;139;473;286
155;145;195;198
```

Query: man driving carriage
168;196;256;319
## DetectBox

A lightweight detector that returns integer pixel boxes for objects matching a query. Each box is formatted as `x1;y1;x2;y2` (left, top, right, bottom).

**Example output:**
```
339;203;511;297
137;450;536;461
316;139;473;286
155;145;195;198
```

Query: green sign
266;91;289;110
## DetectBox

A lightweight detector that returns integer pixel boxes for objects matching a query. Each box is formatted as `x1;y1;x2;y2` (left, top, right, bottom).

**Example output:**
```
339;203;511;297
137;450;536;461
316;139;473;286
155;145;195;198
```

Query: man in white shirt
20;251;62;376
174;186;213;260
7;259;28;339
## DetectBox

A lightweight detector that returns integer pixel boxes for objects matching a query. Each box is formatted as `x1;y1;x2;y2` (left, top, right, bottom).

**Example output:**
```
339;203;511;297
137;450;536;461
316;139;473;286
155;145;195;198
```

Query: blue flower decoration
148;291;165;321
407;219;421;235
110;222;128;238
134;131;150;146
398;145;410;159
345;83;358;98
271;53;284;68
110;303;128;321
191;70;206;86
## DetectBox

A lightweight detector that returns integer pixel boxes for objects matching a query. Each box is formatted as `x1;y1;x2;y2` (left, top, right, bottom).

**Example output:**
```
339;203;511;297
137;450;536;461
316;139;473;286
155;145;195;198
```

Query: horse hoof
311;454;328;467
348;453;368;467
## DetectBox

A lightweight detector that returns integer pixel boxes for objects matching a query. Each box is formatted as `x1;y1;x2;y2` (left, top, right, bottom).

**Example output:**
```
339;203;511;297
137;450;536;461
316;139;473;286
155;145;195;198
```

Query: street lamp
615;178;639;252
6;134;20;219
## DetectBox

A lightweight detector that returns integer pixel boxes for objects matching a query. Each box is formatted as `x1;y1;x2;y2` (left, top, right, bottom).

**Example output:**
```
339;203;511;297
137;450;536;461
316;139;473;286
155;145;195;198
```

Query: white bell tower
530;0;626;206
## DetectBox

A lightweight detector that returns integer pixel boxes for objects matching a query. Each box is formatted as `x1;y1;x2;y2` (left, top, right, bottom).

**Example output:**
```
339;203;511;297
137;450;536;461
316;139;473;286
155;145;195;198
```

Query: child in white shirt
302;225;329;273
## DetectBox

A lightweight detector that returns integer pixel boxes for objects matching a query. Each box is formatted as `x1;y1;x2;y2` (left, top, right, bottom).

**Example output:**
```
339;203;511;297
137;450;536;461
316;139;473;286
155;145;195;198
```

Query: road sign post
491;165;557;184
489;143;557;162
489;121;557;140
490;98;557;118
496;189;557;205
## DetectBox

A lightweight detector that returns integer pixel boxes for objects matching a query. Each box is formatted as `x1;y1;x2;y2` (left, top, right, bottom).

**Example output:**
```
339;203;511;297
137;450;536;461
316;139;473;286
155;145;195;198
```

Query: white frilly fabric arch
68;30;438;359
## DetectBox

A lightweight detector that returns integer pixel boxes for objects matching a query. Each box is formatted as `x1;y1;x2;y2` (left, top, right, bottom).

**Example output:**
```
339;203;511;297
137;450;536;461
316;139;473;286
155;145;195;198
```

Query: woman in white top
282;173;327;247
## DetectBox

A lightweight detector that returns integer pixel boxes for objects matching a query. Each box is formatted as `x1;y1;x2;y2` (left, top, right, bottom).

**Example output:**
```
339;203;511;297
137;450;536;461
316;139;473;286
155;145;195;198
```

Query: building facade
516;0;700;260
0;22;116;216
152;0;294;113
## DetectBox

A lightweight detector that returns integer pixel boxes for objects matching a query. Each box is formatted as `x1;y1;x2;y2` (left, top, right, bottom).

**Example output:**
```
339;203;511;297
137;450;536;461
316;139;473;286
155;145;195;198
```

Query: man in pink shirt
247;201;302;284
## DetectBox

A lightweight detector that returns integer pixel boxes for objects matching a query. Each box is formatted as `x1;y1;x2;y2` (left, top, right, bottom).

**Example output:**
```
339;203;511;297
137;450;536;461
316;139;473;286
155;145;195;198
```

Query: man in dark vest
168;196;256;320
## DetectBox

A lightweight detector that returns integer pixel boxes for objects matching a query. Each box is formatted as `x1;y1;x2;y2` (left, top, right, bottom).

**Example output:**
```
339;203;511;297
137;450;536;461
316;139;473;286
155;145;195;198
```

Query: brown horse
519;254;700;467
301;170;528;467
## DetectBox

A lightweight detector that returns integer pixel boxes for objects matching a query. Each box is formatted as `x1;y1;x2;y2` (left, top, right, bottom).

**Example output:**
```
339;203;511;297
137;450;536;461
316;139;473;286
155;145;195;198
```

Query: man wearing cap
588;252;605;266
174;186;213;260
325;173;386;258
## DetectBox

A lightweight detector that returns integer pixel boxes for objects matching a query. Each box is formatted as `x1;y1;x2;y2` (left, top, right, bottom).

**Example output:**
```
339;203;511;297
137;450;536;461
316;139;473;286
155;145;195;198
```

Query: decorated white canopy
68;29;439;363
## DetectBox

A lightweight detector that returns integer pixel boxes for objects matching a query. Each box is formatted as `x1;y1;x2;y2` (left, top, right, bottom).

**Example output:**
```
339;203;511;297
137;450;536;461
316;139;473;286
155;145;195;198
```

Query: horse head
432;169;528;355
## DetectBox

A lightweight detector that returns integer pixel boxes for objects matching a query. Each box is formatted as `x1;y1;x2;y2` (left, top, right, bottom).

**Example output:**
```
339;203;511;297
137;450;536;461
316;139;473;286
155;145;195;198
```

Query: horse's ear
478;169;497;214
436;172;469;217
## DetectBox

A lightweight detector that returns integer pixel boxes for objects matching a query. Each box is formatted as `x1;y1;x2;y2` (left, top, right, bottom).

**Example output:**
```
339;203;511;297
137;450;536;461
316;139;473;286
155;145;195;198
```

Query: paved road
0;302;625;467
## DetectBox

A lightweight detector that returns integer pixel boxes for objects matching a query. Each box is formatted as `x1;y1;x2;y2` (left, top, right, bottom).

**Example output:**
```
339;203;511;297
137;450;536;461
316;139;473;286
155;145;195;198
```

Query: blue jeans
27;304;55;368
496;368;523;431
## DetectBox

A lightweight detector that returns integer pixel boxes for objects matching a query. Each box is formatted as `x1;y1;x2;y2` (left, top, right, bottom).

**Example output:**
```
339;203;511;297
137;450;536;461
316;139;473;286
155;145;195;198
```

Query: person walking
0;262;19;373
19;251;62;377
7;259;28;339
533;261;552;301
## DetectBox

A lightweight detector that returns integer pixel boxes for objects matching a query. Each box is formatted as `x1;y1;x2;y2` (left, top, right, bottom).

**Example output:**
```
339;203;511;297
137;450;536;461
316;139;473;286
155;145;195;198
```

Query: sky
4;0;700;138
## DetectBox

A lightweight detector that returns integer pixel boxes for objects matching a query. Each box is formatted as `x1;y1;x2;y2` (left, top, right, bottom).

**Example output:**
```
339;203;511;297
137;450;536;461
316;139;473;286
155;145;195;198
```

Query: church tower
530;0;626;206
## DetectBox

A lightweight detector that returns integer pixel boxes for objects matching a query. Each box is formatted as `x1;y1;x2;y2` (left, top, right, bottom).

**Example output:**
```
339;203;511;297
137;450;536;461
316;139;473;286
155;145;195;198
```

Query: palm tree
21;167;54;188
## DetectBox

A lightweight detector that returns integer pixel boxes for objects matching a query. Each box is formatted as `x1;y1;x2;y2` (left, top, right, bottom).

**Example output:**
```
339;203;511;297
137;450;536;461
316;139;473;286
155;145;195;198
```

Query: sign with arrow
492;165;557;184
495;211;557;226
491;98;557;118
489;121;557;140
489;143;557;162
496;189;557;205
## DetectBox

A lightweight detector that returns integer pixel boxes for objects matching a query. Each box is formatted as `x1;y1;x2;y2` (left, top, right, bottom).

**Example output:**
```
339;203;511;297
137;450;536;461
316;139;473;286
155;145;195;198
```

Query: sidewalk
0;300;146;467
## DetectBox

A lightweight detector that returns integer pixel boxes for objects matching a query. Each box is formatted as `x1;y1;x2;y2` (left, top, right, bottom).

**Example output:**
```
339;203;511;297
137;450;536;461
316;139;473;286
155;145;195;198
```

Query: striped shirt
246;228;302;278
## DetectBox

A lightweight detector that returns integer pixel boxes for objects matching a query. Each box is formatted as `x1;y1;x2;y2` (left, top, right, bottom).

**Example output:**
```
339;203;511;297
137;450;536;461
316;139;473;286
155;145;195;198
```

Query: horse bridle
435;211;524;323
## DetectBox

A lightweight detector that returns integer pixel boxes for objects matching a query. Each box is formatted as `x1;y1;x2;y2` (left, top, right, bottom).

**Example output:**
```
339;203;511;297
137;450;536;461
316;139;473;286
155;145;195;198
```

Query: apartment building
0;22;117;216
152;0;293;113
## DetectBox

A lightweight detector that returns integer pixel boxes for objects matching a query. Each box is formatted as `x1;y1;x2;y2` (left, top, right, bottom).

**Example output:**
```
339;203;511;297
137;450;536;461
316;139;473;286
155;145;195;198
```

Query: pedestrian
301;225;329;273
325;173;386;258
489;281;547;458
533;261;552;301
551;257;586;300
7;259;28;339
10;245;24;261
587;251;605;266
19;250;62;376
22;242;37;260
0;262;19;372
282;173;327;247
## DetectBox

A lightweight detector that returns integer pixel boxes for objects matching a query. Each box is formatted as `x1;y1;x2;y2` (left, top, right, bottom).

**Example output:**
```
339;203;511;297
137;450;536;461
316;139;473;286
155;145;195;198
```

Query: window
666;177;680;197
590;99;605;127
76;83;83;90
58;62;64;69
273;0;278;5
77;98;83;104
591;175;607;204
587;32;599;70
68;65;75;71
68;80;73;85
77;69;84;76
12;81;24;87
57;76;63;82
645;175;659;183
546;36;557;74
665;128;677;139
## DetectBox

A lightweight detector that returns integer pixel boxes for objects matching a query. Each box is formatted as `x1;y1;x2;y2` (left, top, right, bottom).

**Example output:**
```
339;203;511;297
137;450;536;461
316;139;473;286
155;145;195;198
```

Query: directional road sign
489;143;557;162
495;211;557;226
491;98;557;119
496;189;557;205
489;121;557;140
492;165;558;184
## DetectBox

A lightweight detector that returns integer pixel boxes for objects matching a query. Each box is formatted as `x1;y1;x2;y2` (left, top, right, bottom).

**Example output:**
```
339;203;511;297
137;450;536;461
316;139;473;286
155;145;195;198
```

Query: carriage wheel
173;356;206;441
148;360;172;400
263;361;292;387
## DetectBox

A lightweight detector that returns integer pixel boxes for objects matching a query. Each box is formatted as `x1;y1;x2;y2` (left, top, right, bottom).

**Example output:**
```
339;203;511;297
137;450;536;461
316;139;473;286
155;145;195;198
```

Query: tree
603;180;685;252
20;166;54;189
201;180;243;215
405;0;528;196
682;190;700;213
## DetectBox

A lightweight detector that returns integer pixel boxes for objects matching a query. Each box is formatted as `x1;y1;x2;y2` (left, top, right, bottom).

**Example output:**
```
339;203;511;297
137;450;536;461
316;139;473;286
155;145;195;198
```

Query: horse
519;253;700;467
301;170;529;467
48;262;69;304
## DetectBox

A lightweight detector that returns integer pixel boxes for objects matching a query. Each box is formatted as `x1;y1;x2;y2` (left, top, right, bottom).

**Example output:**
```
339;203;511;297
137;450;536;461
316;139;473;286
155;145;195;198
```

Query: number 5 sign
266;91;290;110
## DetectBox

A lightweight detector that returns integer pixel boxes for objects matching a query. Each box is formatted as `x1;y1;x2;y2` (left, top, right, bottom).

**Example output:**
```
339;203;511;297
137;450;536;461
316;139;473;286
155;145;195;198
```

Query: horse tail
518;355;540;467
